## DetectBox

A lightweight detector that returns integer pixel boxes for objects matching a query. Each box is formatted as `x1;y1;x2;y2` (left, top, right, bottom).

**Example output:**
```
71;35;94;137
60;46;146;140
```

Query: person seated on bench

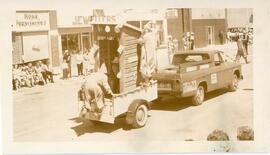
80;66;113;112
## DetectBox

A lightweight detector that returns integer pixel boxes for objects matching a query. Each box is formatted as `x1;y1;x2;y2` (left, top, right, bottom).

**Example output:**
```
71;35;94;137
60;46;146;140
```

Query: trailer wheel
133;104;148;128
126;101;149;128
192;85;205;106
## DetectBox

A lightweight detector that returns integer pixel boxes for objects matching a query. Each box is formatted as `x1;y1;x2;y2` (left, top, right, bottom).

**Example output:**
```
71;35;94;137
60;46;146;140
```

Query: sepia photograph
1;0;270;153
12;7;253;141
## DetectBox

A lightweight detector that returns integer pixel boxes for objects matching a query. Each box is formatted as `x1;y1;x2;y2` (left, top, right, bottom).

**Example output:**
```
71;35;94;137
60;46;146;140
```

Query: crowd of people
12;60;54;90
12;42;100;91
227;28;253;44
182;32;195;50
62;42;99;79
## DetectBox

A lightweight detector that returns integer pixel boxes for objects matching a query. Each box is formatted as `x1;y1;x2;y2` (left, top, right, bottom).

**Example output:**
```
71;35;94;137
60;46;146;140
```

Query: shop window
156;20;165;46
68;34;80;53
61;33;81;54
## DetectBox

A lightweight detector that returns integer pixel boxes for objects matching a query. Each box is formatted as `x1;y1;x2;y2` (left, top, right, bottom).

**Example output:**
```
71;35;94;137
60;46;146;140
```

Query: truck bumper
158;89;196;98
79;107;115;124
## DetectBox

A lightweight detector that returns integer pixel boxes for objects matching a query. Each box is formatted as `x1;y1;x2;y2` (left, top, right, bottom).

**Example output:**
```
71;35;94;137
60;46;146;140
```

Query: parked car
152;50;243;105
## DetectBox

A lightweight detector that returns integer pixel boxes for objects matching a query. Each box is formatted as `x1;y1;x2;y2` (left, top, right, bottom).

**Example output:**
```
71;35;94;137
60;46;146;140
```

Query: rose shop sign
15;12;50;31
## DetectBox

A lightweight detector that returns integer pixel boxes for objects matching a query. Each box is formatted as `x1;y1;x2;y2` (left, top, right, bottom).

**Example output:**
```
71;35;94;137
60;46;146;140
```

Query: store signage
166;9;178;19
15;12;50;31
72;16;117;25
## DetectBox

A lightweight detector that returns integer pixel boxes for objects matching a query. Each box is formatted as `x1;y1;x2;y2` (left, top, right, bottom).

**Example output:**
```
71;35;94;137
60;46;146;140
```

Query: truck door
211;52;228;89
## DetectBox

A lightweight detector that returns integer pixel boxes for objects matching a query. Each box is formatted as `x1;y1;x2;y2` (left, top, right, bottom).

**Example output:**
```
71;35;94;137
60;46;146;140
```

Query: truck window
213;53;223;66
172;54;210;65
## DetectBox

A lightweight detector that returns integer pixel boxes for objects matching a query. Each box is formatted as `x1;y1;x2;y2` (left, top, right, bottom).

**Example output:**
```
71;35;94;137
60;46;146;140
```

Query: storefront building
191;8;227;48
57;9;147;93
56;10;121;75
12;10;58;67
166;8;192;50
226;8;253;29
12;9;164;76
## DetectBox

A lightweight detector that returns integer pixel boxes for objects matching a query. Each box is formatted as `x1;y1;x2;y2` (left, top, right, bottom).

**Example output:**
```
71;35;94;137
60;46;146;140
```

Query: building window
156;20;165;46
61;34;80;54
61;32;92;54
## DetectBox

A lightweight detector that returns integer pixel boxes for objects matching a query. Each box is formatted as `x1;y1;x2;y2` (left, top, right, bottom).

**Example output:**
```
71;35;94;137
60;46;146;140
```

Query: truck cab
152;50;243;105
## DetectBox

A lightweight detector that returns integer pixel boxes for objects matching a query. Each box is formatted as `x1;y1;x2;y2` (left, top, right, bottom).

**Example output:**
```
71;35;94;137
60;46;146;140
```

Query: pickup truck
152;50;243;105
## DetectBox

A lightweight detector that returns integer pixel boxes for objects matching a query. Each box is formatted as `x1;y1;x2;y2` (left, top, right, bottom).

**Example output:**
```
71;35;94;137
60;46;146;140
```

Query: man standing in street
76;50;84;76
235;35;248;64
243;32;249;55
63;50;71;78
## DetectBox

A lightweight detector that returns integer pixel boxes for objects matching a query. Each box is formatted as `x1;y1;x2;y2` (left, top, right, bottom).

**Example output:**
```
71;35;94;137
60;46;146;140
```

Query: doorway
207;26;214;45
99;39;120;93
81;33;92;51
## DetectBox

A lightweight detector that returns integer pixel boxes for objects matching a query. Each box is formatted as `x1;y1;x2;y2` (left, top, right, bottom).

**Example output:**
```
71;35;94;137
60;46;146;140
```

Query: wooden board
119;27;141;93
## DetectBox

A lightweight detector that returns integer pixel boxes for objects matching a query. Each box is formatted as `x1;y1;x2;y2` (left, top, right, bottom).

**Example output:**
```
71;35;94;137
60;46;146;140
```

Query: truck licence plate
158;82;172;89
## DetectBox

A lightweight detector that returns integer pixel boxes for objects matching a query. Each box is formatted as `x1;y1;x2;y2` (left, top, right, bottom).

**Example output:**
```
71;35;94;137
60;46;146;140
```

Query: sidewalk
196;42;238;57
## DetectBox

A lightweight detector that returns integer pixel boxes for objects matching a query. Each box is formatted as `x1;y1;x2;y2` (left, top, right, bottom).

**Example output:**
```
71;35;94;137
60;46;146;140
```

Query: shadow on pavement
151;88;228;112
69;89;229;136
69;116;132;136
242;88;253;91
151;97;191;111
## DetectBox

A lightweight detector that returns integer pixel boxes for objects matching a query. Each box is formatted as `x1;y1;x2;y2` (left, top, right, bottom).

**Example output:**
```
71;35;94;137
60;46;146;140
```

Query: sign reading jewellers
15;12;50;31
72;15;117;25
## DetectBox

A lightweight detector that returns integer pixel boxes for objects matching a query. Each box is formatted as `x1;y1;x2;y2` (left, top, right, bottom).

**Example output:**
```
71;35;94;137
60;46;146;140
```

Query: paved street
13;44;253;142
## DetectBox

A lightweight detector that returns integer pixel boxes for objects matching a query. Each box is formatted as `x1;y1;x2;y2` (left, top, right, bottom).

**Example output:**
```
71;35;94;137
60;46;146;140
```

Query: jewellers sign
15;12;50;31
72;16;117;25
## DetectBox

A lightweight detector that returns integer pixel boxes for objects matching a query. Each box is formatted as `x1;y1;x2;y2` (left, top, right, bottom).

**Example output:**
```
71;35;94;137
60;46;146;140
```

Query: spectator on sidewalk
226;31;232;42
20;65;33;88
219;31;224;44
26;63;35;87
88;47;96;73
62;60;69;80
76;50;84;76
63;50;71;78
12;64;21;90
168;35;174;63
190;32;195;50
41;61;54;83
182;34;189;51
34;61;45;85
173;38;179;52
83;48;91;76
242;33;249;55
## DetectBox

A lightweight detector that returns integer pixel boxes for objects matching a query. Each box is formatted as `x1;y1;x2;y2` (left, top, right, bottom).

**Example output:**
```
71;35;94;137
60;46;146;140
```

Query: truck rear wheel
228;74;239;92
192;85;205;106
